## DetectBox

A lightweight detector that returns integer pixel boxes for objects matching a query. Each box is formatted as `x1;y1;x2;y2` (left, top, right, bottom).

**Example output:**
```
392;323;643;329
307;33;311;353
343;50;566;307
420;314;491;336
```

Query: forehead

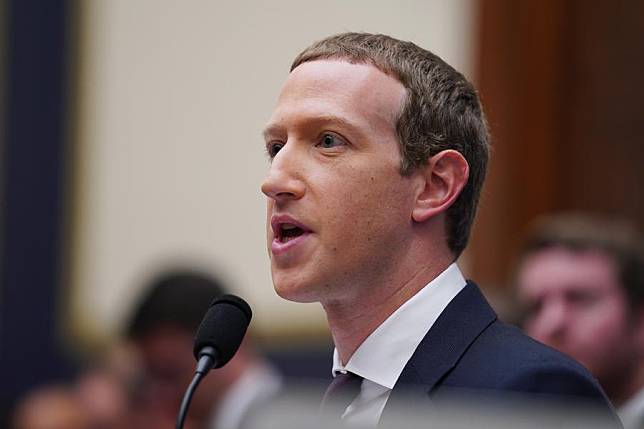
517;247;620;297
137;326;192;352
266;59;406;136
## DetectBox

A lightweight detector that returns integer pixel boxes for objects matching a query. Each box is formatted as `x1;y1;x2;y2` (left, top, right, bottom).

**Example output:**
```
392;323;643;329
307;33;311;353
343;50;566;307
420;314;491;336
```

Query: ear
412;150;469;223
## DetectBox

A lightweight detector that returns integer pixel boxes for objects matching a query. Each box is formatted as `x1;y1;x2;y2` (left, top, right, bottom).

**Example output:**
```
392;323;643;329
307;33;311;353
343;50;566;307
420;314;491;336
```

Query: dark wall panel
0;0;75;417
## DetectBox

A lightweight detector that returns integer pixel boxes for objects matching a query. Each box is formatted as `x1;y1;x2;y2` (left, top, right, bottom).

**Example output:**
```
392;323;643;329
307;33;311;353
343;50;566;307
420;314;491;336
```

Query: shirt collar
332;263;467;389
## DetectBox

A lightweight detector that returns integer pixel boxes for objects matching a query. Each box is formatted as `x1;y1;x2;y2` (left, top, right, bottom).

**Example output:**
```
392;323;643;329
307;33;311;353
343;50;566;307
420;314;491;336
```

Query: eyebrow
262;114;366;141
262;123;285;141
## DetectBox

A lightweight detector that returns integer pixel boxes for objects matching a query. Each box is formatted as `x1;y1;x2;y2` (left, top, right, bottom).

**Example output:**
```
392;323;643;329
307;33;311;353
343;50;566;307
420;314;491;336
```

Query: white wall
70;0;477;344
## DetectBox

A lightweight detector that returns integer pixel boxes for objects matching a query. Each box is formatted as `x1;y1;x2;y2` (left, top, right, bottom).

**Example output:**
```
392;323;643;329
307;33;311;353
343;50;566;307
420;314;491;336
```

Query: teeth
281;223;298;230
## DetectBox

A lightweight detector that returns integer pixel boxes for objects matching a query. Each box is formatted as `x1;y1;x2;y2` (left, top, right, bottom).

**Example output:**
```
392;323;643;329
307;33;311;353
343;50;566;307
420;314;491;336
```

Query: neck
323;252;454;365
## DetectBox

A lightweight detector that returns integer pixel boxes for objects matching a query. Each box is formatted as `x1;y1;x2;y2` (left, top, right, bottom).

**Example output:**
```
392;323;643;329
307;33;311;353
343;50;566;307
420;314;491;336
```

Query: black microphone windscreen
193;294;252;368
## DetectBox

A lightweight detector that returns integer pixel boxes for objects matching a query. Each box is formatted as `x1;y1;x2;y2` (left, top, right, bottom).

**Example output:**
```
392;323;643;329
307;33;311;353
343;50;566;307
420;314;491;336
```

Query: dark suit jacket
380;282;622;428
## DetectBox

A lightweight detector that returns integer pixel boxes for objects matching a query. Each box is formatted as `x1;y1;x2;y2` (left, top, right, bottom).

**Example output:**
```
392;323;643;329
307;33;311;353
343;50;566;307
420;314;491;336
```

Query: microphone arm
175;346;219;429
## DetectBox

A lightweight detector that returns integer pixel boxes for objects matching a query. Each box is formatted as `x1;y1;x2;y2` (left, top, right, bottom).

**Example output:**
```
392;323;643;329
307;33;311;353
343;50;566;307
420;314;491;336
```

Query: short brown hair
291;32;490;257
519;213;644;309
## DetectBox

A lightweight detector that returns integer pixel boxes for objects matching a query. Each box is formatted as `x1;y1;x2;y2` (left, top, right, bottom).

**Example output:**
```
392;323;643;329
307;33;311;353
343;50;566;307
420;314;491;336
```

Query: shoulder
444;319;606;399
390;281;621;426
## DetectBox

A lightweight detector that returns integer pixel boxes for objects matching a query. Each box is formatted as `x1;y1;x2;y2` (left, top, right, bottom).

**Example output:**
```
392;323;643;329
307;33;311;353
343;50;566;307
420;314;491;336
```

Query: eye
266;142;284;159
317;133;345;149
567;290;599;308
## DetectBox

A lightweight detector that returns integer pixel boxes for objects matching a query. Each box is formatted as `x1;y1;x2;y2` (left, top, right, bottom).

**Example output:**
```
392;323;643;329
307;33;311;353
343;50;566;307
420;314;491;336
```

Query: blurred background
1;0;642;426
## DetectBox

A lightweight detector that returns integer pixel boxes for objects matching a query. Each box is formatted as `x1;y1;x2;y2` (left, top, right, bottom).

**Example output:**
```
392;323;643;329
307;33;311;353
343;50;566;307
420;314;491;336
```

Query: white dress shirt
619;387;644;429
208;363;282;429
331;263;467;426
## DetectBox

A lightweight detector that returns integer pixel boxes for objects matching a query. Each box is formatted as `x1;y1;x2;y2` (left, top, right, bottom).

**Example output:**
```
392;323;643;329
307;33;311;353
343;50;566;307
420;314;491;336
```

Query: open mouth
271;216;312;246
277;223;306;243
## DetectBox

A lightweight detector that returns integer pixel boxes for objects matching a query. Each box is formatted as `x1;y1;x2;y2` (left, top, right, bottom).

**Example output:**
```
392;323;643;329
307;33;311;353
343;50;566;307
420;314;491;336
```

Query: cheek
326;177;410;234
568;301;633;376
319;181;413;270
574;300;629;346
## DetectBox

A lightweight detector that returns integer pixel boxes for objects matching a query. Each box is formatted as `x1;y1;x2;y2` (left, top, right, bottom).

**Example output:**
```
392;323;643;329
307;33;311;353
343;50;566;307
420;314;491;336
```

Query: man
260;32;620;427
516;214;644;429
125;269;281;429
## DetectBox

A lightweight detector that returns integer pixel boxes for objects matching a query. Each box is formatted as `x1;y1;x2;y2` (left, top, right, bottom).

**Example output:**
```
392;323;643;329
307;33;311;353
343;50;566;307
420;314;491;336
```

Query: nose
261;144;306;202
531;299;568;346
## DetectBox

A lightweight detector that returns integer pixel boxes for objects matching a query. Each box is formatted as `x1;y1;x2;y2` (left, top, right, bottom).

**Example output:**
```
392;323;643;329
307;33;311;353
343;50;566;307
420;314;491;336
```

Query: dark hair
519;213;644;309
125;270;227;338
291;32;490;257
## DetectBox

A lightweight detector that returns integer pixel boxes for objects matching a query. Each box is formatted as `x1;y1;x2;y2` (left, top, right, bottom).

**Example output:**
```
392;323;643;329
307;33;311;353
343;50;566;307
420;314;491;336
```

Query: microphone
176;294;252;429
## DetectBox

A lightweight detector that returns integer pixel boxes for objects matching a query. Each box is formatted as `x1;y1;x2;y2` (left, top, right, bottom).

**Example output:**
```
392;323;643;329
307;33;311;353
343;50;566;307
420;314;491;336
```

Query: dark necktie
320;371;363;417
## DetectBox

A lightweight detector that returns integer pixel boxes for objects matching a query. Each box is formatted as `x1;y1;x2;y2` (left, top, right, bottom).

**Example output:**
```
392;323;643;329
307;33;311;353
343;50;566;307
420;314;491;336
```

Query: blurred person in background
125;269;282;429
73;343;141;428
12;384;89;429
515;214;644;429
12;343;139;429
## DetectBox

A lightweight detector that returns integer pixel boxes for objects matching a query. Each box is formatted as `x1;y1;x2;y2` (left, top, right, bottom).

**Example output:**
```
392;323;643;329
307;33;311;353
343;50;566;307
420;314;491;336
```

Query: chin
272;273;320;303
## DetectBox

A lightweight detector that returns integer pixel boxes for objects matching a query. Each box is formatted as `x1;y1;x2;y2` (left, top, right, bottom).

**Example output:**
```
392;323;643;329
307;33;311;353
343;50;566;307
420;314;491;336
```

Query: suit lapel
381;282;497;418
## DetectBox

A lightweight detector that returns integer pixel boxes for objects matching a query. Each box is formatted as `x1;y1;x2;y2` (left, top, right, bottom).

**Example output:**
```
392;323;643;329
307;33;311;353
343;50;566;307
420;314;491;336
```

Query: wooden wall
468;0;644;289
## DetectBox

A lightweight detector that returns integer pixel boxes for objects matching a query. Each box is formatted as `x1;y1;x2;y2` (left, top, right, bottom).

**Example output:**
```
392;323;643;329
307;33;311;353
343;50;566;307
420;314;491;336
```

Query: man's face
261;59;417;304
516;247;634;385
